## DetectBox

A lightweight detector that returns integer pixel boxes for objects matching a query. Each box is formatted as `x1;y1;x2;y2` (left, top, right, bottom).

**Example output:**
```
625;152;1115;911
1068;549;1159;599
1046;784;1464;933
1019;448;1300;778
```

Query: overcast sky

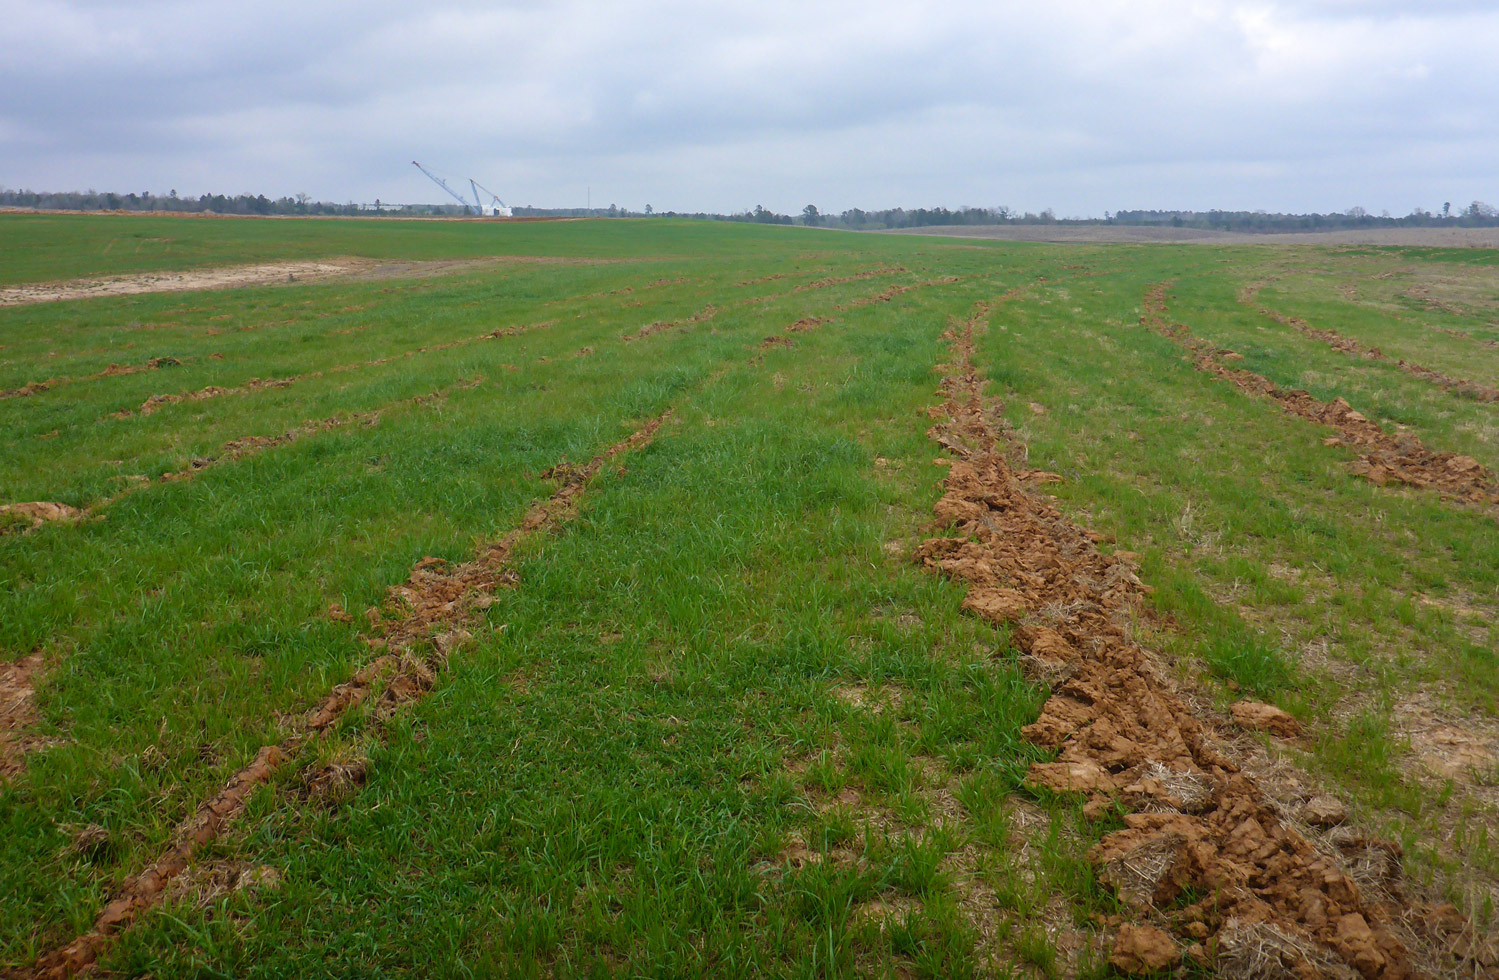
2;0;1494;216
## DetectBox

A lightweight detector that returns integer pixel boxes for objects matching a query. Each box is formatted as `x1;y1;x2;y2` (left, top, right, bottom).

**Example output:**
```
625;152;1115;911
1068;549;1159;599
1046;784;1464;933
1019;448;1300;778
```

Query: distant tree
801;204;821;226
644;204;653;214
1443;201;1452;218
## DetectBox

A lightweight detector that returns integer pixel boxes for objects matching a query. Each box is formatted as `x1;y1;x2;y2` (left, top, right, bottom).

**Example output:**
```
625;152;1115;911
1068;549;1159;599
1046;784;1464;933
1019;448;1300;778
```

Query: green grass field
2;214;1496;978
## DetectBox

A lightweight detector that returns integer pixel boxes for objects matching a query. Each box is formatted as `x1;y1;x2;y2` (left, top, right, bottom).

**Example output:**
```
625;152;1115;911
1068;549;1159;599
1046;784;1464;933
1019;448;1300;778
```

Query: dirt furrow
738;265;908;307
1240;284;1499;403
0;654;48;784
1145;284;1499;508
2;358;185;400
833;276;964;311
28;410;672;980
110;321;550;418
1;378;483;538
622;304;717;341
912;312;1484;978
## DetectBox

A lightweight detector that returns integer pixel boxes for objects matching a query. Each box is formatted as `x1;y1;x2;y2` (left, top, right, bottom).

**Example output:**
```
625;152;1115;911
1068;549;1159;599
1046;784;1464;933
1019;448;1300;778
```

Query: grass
1;214;1497;975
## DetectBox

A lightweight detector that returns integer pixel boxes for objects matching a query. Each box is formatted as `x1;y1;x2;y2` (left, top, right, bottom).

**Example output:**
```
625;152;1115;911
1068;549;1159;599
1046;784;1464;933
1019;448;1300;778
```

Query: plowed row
111;320;549;418
29;410;672;979
0;377;483;540
915;310;1456;979
1144;284;1498;508
1240;284;1499;403
622;304;718;341
2;357;184;400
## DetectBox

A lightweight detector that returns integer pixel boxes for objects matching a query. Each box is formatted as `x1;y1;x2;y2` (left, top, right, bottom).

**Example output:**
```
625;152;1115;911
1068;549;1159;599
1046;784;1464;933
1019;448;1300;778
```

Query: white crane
411;160;479;215
469;178;512;217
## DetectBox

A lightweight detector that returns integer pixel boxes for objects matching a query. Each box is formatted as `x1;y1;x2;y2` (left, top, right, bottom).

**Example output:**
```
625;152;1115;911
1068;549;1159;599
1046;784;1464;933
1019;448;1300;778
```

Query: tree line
0;187;467;216
6;187;1497;230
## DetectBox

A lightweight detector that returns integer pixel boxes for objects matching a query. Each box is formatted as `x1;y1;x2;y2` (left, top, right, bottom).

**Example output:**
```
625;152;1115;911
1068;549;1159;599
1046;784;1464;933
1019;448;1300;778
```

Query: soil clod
915;308;1442;979
1144;283;1499;509
1;654;49;781
1231;700;1303;738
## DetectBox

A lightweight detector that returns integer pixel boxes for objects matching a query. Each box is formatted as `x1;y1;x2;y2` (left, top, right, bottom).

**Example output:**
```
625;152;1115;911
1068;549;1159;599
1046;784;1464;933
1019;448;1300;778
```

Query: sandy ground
0;255;627;308
878;225;1499;247
0;260;370;307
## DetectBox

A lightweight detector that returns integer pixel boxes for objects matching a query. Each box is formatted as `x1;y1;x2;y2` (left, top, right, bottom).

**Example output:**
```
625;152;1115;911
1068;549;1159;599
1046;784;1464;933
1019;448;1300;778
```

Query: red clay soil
738;266;908;307
0;379;61;398
915;312;1449;979
2;358;185;400
28;411;672;980
622;305;718;341
1144;284;1499;508
0;654;47;783
1240;284;1499;403
735;272;791;287
0;502;82;533
834;276;964;311
792;267;907;294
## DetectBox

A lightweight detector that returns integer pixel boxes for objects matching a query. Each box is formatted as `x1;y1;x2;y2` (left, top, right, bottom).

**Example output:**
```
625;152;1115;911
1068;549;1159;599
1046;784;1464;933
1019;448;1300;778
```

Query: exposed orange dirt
914;310;1464;979
834;276;964;311
622;304;717;341
738;266;908;306
0;654;47;782
1145;284;1499;508
28;411;673;980
1240;284;1499;403
0;502;82;533
3;359;185;400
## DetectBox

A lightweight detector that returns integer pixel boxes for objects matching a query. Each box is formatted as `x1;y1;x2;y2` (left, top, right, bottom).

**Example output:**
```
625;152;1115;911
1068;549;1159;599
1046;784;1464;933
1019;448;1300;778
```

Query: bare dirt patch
913;311;1469;978
834;276;964;311
1;255;634;308
622;305;718;341
0;261;365;307
0;502;82;533
1;654;47;782
29;410;674;979
1144;284;1499;509
0;349;178;398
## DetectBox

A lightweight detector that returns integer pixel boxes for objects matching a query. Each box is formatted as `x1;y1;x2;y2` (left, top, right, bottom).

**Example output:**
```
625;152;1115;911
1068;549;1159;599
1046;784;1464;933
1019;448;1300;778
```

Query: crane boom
411;161;478;214
468;179;485;215
470;179;506;208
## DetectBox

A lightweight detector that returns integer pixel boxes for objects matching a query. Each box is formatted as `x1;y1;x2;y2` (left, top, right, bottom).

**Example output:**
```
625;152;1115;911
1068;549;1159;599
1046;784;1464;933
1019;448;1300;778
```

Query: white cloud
0;0;1494;213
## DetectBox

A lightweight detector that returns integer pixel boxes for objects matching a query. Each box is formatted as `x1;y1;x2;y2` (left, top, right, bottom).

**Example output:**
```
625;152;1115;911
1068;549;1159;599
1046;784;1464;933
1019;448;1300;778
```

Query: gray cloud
1;0;1494;214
